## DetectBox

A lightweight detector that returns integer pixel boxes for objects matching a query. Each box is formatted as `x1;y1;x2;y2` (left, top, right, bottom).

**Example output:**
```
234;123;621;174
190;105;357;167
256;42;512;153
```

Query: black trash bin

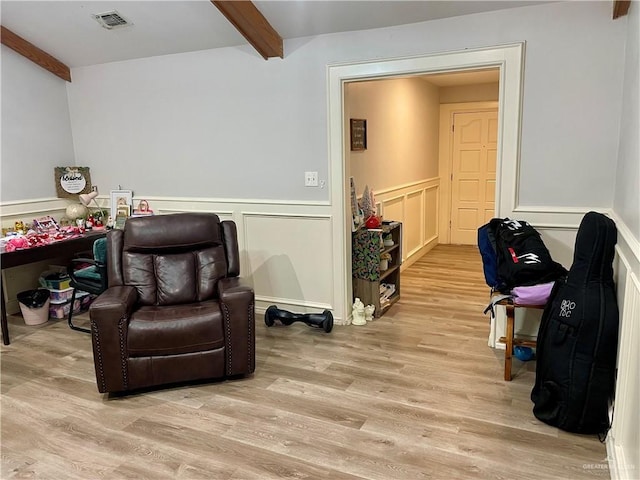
17;289;50;325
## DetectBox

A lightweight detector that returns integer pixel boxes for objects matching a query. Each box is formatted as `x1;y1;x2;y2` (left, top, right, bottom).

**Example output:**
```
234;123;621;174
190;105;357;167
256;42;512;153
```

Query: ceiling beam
1;26;71;82
613;1;631;19
212;1;283;59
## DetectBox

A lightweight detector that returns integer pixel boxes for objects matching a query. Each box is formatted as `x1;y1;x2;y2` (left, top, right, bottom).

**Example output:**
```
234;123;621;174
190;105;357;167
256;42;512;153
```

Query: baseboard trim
606;436;637;480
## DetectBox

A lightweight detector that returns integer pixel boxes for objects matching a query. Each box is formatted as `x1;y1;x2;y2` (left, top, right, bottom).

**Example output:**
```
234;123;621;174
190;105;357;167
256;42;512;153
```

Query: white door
450;110;498;245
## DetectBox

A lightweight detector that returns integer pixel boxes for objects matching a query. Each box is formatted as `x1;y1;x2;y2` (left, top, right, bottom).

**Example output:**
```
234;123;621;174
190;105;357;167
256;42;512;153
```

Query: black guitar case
531;212;618;435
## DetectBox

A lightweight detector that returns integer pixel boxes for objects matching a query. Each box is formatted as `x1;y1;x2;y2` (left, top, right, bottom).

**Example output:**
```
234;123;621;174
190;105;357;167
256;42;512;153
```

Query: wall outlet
304;171;318;187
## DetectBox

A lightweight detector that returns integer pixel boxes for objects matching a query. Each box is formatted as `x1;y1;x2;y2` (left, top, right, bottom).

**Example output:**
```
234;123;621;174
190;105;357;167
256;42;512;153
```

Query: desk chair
67;236;108;333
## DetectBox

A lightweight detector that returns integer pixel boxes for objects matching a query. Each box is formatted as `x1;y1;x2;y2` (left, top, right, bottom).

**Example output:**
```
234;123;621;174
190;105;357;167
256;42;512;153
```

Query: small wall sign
350;119;367;151
55;166;93;198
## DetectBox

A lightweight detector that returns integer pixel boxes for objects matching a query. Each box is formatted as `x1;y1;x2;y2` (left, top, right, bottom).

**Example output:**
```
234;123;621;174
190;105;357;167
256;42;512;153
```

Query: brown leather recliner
89;213;255;394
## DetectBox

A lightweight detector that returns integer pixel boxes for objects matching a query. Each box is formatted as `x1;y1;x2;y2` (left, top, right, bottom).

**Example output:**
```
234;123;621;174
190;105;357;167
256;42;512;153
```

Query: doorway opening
327;43;524;322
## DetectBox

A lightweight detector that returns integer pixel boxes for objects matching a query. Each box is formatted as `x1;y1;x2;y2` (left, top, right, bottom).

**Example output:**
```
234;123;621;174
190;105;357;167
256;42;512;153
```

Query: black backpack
479;218;567;292
531;212;619;435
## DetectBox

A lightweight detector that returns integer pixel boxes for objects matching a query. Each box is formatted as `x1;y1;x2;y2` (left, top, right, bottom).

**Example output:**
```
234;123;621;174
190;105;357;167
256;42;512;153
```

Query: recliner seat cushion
127;301;224;357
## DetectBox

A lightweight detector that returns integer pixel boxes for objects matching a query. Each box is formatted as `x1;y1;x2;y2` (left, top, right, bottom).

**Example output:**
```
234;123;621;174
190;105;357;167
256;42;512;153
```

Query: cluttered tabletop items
1;216;104;254
1;197;155;253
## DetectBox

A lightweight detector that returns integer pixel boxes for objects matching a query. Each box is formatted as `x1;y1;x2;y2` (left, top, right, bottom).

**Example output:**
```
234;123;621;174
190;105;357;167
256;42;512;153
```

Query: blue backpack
477;221;503;292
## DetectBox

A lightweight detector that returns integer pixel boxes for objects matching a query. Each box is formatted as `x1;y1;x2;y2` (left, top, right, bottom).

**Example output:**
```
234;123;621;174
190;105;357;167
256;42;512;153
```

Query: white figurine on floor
352;298;366;325
364;304;375;322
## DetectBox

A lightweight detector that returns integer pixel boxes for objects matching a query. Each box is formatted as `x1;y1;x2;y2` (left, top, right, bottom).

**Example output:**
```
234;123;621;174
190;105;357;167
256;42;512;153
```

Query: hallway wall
439;83;499;103
346;77;440;192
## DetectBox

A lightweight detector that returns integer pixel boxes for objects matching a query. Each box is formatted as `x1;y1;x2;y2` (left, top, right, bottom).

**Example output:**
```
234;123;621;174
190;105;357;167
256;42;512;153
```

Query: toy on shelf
358;185;382;230
133;200;154;216
79;191;109;228
33;216;60;234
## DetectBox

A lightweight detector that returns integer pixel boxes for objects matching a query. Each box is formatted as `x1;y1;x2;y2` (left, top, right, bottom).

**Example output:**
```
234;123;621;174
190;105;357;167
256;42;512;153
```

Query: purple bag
511;281;555;305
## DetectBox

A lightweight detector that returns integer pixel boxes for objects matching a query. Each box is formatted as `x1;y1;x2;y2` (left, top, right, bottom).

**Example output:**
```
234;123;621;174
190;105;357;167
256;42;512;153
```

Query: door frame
438;102;499;244
328;43;525;322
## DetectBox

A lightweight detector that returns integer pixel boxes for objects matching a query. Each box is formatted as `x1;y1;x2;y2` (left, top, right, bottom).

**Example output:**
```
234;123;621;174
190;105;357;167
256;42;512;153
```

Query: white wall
0;46;75;202
609;5;640;479
1;47;77;313
613;5;639;241
66;46;331;201
65;2;626;210
514;4;625;209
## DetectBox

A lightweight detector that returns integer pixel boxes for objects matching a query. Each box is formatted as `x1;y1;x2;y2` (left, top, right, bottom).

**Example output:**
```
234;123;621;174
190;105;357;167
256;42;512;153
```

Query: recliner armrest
90;285;138;323
217;277;255;376
89;286;138;393
218;276;252;298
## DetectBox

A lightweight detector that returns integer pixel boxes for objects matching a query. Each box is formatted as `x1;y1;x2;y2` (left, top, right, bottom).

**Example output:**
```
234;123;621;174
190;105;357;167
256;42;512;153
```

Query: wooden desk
1;231;106;345
496;298;544;381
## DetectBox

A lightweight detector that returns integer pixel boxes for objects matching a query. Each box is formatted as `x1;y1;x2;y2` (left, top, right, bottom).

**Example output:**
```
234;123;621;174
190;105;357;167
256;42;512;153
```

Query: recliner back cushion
120;213;229;306
123;246;227;306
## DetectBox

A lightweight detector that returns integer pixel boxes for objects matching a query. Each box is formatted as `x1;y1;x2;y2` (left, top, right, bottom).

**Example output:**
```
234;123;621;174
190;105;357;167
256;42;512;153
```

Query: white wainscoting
1;196;344;322
608;212;640;480
372;178;440;270
242;212;333;314
137;197;339;320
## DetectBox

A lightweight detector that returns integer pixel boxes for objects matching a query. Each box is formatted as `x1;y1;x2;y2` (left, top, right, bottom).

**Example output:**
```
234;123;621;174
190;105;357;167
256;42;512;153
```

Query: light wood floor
1;245;608;479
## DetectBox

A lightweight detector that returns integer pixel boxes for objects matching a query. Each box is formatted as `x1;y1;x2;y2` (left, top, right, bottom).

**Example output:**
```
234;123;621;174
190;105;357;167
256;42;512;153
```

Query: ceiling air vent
92;11;132;30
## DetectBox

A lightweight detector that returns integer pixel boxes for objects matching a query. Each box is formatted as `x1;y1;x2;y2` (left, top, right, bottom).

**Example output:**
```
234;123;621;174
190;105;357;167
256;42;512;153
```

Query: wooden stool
496;299;543;381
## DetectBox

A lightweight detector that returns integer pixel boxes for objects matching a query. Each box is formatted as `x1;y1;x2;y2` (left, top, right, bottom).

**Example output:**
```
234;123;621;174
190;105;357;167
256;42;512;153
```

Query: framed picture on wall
350;119;367;151
110;189;133;219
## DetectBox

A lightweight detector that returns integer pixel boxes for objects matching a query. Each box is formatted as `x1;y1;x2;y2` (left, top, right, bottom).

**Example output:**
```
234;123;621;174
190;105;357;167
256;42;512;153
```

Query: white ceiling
0;1;547;69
